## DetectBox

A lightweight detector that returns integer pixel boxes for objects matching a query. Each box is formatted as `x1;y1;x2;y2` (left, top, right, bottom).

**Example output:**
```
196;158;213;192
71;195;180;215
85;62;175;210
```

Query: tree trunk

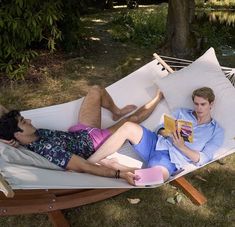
106;0;113;9
166;0;195;57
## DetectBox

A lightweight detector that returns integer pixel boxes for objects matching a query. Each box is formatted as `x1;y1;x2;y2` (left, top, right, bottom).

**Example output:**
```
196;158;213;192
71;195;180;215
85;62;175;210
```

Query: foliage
59;0;82;51
0;0;63;79
108;6;168;46
195;0;235;8
193;12;235;52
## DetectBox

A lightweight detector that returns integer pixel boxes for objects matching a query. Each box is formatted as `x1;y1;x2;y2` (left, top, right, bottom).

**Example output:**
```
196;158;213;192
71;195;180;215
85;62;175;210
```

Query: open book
134;166;164;186
164;114;194;143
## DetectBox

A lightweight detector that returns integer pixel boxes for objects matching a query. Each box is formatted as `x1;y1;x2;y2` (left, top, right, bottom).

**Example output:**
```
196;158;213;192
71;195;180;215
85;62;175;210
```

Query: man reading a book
88;87;224;182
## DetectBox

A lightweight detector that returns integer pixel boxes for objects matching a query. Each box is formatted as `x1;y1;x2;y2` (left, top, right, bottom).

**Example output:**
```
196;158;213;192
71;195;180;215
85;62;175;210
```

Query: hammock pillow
155;47;235;141
0;142;62;170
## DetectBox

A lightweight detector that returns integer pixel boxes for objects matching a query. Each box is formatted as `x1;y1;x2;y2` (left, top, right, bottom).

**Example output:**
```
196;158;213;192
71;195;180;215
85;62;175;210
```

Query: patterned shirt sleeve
35;141;73;169
29;130;74;169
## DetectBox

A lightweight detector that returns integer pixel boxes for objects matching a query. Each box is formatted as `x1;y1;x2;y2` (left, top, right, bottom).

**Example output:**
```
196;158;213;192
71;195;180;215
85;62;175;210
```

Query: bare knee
88;85;102;96
160;167;170;181
86;85;103;102
120;122;143;144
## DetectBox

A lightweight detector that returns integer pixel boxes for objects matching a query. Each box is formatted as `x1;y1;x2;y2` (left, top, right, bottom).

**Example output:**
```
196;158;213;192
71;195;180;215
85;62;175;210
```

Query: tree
166;0;195;57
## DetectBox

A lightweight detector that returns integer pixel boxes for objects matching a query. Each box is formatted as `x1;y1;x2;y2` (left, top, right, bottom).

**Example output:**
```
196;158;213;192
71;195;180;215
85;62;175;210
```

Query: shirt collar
188;109;215;126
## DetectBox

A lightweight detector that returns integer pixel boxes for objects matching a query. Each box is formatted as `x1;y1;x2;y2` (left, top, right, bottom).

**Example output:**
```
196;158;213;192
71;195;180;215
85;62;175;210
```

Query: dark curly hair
0;110;22;140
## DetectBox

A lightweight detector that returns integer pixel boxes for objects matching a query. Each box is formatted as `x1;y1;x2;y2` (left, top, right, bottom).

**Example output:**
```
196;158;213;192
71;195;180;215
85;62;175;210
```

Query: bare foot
112;105;137;121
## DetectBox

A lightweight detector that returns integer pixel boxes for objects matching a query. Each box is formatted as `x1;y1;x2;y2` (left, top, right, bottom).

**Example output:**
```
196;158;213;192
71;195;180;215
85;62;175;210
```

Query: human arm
67;154;138;185
0;139;20;148
172;131;200;163
172;126;224;165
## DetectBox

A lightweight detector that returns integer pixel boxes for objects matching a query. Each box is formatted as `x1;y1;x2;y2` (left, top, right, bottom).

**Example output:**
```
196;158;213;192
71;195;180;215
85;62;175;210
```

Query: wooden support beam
0;174;14;198
153;53;174;74
48;210;70;227
171;177;207;206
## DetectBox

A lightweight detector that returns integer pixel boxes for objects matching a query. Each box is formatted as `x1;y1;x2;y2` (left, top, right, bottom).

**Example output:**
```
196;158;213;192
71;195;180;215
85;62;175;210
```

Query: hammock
0;49;234;226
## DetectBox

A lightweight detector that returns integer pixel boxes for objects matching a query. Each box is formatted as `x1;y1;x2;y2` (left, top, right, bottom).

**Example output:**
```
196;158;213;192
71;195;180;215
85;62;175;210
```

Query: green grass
196;0;235;8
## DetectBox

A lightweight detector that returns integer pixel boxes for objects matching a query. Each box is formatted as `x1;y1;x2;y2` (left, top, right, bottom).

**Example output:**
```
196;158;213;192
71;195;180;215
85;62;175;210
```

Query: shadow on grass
64;156;234;227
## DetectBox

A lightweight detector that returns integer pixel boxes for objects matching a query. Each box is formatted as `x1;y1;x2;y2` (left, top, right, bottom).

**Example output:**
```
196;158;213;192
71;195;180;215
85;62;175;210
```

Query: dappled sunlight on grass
91;19;107;23
102;203;130;221
89;37;101;41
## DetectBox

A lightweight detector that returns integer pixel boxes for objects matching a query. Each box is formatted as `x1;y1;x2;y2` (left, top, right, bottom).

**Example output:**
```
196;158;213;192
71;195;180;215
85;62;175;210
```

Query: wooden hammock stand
0;176;206;227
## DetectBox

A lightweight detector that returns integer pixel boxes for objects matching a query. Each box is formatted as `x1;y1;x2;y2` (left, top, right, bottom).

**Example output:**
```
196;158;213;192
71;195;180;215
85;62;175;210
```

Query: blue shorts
133;126;177;176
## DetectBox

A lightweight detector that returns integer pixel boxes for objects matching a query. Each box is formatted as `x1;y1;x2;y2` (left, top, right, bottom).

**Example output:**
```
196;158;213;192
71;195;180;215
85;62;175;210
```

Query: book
164;114;194;143
134;166;164;186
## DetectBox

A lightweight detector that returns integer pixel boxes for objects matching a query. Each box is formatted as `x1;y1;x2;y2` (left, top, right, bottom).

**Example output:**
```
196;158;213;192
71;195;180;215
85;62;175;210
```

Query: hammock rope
159;55;235;86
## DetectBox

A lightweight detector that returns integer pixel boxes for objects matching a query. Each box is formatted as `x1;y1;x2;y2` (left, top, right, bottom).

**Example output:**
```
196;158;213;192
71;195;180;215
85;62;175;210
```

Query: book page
134;166;164;186
164;115;176;134
177;120;193;143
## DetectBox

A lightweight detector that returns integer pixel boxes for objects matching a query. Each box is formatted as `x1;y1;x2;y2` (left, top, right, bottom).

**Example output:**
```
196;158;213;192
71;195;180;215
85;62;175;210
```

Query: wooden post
153;53;174;74
0;174;14;198
48;210;70;227
172;177;207;205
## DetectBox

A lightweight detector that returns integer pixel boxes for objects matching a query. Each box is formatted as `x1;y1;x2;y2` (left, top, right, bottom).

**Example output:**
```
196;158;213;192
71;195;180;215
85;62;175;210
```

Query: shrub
0;0;63;79
109;6;167;46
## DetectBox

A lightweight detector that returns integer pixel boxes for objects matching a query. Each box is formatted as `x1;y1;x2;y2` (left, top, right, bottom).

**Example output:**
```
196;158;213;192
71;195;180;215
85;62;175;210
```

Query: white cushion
0;143;62;170
154;47;235;140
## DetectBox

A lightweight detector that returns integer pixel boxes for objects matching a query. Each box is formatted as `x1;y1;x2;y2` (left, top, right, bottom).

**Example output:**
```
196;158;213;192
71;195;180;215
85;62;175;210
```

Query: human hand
0;139;20;148
120;171;140;185
172;130;185;150
158;129;172;138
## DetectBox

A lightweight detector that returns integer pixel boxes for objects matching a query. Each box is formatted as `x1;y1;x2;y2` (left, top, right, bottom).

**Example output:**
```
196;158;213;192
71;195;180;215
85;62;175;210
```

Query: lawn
0;5;234;227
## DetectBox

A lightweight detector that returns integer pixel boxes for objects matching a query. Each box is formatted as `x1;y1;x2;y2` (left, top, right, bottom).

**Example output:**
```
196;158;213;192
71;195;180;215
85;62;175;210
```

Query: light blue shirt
155;108;224;169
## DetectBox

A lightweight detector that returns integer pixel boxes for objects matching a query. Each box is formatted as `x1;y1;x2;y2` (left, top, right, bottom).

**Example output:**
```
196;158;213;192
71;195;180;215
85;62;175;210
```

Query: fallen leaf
231;190;235;196
176;194;183;203
166;197;176;205
127;198;140;204
194;175;207;182
171;186;177;189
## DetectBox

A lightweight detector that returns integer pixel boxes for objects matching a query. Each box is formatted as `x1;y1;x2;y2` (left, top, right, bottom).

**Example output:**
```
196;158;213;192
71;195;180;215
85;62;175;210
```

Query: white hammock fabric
0;56;234;190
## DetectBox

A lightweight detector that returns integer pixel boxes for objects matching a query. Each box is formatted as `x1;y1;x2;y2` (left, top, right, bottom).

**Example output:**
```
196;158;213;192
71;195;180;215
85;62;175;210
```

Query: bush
109;6;167;46
0;0;64;80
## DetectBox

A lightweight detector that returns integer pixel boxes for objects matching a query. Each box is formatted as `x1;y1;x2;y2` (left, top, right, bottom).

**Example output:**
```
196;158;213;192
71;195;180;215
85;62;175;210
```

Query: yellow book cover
164;114;193;143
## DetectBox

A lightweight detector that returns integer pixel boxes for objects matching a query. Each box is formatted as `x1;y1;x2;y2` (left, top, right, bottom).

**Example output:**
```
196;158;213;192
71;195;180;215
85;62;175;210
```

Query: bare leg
108;90;163;134
78;85;137;128
88;122;143;163
88;121;170;181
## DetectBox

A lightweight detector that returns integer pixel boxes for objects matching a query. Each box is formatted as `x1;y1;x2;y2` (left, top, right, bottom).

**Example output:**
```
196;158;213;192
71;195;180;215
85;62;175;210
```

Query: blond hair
192;87;215;103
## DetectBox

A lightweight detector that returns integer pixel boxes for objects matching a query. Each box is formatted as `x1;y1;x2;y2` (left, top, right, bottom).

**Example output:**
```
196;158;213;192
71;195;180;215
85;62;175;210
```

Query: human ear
210;101;214;109
14;132;21;140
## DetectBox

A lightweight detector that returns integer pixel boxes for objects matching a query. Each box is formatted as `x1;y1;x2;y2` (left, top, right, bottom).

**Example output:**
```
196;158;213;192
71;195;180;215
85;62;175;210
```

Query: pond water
196;9;235;66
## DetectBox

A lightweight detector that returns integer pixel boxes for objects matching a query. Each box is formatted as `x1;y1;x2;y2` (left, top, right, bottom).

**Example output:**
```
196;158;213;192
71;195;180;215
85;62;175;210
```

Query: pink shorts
68;123;111;150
